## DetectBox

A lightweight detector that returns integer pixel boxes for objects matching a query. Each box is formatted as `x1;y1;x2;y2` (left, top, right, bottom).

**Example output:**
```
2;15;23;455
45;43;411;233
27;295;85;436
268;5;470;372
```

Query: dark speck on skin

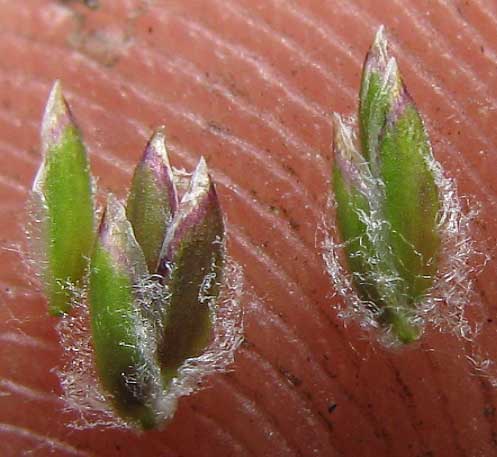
84;0;99;8
279;367;302;387
61;0;99;9
241;339;254;350
328;403;337;414
207;121;229;134
288;218;300;231
283;163;297;177
484;405;496;418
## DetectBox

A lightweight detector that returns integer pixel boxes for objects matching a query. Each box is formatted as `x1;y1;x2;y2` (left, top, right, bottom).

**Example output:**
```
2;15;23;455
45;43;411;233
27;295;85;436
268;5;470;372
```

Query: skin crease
1;0;497;456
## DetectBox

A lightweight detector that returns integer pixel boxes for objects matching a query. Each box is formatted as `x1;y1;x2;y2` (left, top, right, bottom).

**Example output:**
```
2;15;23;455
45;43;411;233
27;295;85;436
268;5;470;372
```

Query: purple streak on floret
33;81;78;193
385;82;413;129
158;157;220;275
141;128;179;216
98;195;147;279
332;113;370;194
40;81;76;155
363;25;389;81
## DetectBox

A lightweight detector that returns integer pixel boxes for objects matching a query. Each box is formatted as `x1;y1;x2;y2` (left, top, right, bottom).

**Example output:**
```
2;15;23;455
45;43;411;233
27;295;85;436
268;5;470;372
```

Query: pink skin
1;1;497;457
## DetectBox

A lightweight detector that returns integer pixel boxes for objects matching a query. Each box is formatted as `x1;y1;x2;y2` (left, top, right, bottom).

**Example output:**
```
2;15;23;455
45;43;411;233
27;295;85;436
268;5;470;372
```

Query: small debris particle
279;367;302;387
328;403;337;414
484;405;496;418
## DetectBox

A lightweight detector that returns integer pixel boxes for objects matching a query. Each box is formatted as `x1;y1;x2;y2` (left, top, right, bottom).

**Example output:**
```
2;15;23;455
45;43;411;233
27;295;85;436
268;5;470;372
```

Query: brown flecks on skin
269;205;279;215
207;121;230;134
64;7;136;67
268;203;300;232
492;432;497;448
240;339;255;350
288;219;300;231
60;0;100;9
317;410;334;432
483;405;496;418
68;25;132;66
282;162;297;178
278;367;303;388
2;98;11;110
